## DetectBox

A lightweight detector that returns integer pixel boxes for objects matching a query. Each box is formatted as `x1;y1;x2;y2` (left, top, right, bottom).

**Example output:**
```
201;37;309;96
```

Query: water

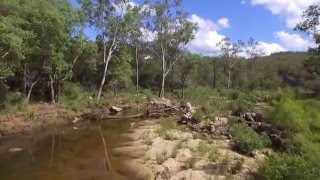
0;119;138;180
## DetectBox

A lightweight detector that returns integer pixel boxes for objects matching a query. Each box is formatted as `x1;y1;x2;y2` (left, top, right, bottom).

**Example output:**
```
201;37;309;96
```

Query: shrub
142;131;153;145
260;153;319;180
60;82;93;111
156;151;168;165
267;99;309;133
230;123;270;155
208;147;220;162
186;153;197;169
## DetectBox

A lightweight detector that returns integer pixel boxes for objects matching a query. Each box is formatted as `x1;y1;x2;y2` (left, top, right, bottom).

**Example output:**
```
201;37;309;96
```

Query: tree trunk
227;67;231;90
159;73;165;98
49;75;55;103
159;52;166;98
171;65;175;92
213;62;217;88
26;81;38;104
22;62;27;97
135;45;139;92
97;40;115;102
181;85;185;99
55;83;60;103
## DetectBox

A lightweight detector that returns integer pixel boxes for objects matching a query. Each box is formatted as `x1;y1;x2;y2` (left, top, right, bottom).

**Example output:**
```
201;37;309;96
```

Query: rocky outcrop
233;109;290;150
146;99;180;118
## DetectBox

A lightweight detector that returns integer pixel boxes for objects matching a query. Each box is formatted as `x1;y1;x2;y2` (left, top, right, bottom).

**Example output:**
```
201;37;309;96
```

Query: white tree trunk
49;75;55;103
228;64;231;90
97;40;115;102
135;45;139;92
26;81;38;104
159;50;166;97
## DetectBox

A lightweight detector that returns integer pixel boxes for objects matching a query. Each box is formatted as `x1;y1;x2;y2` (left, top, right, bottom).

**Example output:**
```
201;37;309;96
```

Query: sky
73;0;320;56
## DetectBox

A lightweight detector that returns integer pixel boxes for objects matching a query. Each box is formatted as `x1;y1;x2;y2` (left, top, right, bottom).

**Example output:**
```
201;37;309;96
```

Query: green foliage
142;131;153;145
230;123;270;155
186;153;197;169
108;46;134;92
267;98;320;134
260;153;319;180
60;82;94;112
156;151;169;165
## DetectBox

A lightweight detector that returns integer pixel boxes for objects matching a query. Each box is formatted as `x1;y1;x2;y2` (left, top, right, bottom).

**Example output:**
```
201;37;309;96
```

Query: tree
295;5;320;96
78;0;145;102
145;0;197;97
217;37;243;89
107;46;133;96
243;37;264;89
177;54;195;98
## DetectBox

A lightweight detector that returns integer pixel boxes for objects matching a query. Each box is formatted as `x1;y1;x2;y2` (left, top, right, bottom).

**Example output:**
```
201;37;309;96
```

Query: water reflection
0;119;135;180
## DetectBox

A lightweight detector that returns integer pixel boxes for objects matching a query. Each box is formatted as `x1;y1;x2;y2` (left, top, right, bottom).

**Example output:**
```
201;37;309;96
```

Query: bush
230;123;270;155
60;82;94;111
267;99;309;133
260;153;319;180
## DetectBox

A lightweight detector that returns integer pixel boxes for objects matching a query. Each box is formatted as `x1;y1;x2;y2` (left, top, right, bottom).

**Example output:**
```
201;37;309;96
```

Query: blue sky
73;0;319;55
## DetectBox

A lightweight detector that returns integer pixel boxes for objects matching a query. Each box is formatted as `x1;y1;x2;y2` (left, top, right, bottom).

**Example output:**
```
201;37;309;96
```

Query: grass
208;147;220;162
186;152;197;169
171;140;183;158
60;82;94;112
155;117;177;138
156;151;169;165
141;131;153;145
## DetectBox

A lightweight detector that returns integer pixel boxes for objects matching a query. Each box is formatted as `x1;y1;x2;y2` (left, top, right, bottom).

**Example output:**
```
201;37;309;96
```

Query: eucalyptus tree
177;54;196;98
0;0;36;100
145;0;197;97
295;5;320;96
217;37;244;89
243;37;264;89
78;0;146;102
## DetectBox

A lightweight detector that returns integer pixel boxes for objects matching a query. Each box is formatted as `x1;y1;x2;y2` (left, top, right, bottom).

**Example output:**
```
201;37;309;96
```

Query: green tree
145;0;198;97
295;5;320;96
107;46;133;96
217;37;244;89
78;0;145;102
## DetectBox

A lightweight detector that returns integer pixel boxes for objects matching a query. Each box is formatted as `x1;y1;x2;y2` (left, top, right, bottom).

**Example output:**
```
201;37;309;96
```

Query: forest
0;0;320;180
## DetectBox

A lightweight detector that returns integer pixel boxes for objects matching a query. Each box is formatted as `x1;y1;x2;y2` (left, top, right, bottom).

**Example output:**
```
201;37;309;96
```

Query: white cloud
257;42;286;55
217;18;230;28
188;14;229;55
275;31;316;50
251;0;320;28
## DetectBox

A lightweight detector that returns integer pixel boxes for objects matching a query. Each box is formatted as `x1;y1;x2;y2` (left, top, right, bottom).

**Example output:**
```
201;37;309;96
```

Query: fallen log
100;113;145;120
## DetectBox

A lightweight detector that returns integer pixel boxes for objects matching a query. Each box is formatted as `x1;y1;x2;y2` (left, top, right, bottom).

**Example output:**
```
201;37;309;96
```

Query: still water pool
0;119;138;180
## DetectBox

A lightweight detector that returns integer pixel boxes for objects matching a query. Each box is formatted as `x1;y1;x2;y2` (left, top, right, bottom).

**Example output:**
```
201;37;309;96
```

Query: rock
253;113;264;122
109;106;123;114
73;127;78;130
245;112;255;122
72;117;79;123
176;148;192;164
9;148;23;152
270;134;288;150
155;166;170;180
193;159;210;170
214;117;228;128
232;107;246;117
163;158;183;173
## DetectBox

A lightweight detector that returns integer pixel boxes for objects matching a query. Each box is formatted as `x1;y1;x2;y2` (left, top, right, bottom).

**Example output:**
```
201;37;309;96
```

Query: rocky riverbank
112;118;267;179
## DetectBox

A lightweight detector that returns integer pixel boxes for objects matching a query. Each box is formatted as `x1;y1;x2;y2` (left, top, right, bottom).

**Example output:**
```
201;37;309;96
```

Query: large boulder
109;106;123;115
